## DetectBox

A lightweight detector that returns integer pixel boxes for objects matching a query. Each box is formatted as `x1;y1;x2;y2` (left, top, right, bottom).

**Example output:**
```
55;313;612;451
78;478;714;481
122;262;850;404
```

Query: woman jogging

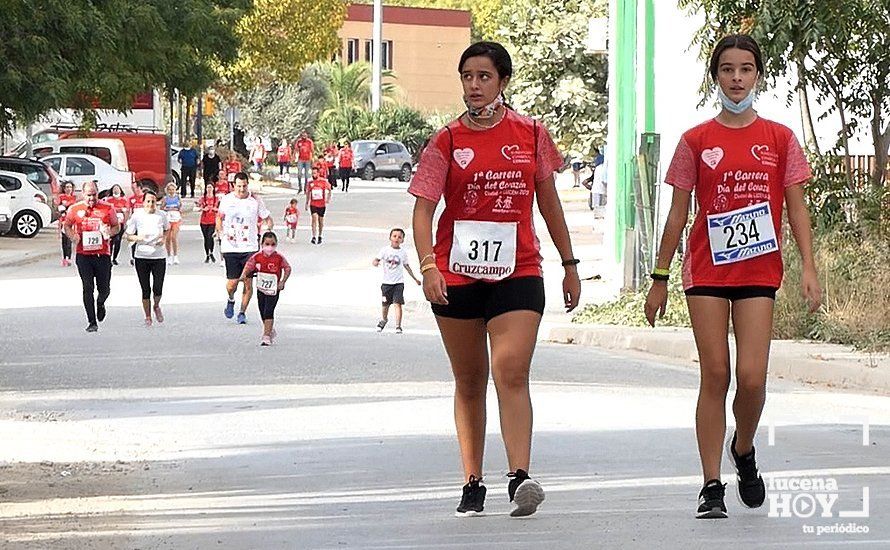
162;182;182;265
106;184;129;266
57;181;77;267
644;34;821;519
126;189;170;326
198;184;219;263
410;41;580;518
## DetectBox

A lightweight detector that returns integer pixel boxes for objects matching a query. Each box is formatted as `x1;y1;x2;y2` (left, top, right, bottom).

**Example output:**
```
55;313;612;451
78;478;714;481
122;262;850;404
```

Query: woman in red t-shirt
410;41;580;518
106;184;130;266
645;35;821;519
197;184;219;263
57;181;78;267
338;142;354;192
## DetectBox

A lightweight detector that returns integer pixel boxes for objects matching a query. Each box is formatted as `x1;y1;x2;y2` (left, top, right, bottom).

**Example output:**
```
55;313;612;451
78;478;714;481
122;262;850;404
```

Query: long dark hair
458;41;513;80
709;34;764;80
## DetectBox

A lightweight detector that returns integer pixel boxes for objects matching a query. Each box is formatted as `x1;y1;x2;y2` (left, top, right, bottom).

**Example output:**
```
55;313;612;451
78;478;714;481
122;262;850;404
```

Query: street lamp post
371;0;382;112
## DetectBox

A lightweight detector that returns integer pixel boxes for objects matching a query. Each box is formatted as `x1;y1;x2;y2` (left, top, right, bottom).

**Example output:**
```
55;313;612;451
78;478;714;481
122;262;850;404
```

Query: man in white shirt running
216;173;273;324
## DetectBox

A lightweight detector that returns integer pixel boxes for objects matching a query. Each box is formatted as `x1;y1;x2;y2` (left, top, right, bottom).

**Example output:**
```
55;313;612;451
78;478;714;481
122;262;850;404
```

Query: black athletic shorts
223;251;254;280
310;205;326;217
685;285;778;301
432;276;545;322
381;283;405;306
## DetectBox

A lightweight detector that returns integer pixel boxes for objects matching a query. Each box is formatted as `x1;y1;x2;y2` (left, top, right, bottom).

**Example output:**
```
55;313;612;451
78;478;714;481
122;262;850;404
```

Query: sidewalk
546;322;890;394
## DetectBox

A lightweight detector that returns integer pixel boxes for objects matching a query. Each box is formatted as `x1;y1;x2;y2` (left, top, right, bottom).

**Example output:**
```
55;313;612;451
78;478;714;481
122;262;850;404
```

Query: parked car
0;171;52;238
0;156;62;220
22;128;171;191
32;138;129;172
41;154;135;196
351;140;413;182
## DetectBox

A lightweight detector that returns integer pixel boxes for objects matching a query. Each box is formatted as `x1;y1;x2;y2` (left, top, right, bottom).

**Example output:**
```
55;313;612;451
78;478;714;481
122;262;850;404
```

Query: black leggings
111;232;123;262
76;254;112;323
135;258;166;300
61;234;72;259
200;223;215;256
339;167;351;191
256;292;279;320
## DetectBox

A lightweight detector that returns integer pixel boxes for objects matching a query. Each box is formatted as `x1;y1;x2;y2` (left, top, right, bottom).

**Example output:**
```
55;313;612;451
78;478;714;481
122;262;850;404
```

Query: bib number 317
449;220;517;280
707;202;778;266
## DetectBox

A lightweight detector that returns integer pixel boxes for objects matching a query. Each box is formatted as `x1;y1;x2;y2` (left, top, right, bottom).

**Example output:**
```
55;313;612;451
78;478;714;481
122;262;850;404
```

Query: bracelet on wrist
420;253;436;267
653;266;670;277
561;258;580;267
650;272;669;282
420;263;439;274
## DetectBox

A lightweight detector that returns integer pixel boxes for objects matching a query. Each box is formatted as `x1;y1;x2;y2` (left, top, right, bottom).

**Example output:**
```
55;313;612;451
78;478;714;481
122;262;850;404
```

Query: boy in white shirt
373;228;421;333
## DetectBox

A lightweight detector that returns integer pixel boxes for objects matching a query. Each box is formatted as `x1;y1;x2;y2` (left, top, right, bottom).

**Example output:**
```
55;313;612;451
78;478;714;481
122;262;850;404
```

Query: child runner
224;153;242;187
305;166;332;245
57;181;77;267
240;231;291;346
198;184;220;263
284;198;300;242
645;34;821;519
162;182;182;265
106;184;130;266
373;228;421;333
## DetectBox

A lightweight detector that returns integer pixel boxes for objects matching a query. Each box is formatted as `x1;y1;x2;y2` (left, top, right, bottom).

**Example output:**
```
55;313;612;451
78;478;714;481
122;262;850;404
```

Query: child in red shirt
284;198;300;242
240;231;292;346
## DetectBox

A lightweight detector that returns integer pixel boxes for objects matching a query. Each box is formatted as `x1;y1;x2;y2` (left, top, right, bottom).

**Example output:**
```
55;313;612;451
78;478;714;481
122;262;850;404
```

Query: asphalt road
0;179;888;549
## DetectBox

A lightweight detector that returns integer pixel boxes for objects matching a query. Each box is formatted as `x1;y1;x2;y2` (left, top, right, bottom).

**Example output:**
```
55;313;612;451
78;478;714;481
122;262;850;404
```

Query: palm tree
322;61;398;113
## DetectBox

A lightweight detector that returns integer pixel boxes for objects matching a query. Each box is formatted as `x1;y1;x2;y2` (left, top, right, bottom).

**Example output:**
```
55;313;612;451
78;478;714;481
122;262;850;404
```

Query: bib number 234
449;220;517;280
707;202;778;266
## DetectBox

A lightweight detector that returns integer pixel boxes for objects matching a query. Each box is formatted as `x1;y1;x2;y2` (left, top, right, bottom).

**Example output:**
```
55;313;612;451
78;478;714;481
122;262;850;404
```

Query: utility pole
371;0;383;111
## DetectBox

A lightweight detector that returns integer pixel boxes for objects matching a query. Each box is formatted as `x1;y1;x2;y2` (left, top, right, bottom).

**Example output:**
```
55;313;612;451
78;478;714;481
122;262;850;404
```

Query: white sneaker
173;255;180;265
166;256;173;265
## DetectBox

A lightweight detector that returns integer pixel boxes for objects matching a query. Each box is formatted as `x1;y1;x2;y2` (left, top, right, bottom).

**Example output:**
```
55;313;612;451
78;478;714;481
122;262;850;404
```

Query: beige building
338;5;471;114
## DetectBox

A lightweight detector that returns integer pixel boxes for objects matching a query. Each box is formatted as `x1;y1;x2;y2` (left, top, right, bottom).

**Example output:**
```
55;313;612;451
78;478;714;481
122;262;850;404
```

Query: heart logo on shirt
751;144;769;161
701;147;724;170
453;148;475;169
501;144;520;161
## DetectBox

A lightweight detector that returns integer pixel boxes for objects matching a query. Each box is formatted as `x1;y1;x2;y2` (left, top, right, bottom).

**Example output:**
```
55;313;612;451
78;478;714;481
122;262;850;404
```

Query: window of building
346;39;359;64
363;40;394;70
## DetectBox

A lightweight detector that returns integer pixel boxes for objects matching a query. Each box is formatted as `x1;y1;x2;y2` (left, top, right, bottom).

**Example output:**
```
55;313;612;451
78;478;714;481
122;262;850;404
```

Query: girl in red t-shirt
410;42;579;518
283;198;300;242
645;35;821;519
106;184;130;266
197;184;219;263
239;231;291;346
57;181;78;266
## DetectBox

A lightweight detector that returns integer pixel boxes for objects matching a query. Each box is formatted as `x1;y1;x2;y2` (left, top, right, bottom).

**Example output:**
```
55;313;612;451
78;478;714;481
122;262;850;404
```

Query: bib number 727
449;220;517;280
707;202;778;266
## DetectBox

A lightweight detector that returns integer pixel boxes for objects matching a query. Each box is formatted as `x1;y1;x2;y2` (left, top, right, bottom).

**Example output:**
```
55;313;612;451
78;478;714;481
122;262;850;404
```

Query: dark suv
0;157;61;219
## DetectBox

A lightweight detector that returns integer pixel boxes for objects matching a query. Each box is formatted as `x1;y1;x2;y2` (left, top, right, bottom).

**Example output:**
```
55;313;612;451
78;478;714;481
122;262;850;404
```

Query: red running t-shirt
296;139;314;161
198;196;219;225
64;201;119;256
106;196;129;225
409;109;564;286
664;117;811;290
307;179;331;208
284;205;300;226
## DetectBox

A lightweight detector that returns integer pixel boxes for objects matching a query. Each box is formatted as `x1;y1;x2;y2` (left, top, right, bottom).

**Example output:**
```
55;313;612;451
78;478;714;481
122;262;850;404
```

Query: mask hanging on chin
717;86;756;114
464;91;505;119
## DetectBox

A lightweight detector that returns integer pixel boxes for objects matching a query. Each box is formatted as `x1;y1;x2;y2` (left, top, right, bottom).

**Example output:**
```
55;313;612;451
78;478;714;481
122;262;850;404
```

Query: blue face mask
718;86;756;114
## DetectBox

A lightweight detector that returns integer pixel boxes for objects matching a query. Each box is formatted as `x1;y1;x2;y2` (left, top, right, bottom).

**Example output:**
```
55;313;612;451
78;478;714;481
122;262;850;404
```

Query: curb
547;324;890;395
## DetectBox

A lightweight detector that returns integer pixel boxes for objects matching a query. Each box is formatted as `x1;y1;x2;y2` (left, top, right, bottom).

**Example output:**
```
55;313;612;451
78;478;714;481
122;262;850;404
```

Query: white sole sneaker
454;510;485;518
510;479;545;517
725;432;765;509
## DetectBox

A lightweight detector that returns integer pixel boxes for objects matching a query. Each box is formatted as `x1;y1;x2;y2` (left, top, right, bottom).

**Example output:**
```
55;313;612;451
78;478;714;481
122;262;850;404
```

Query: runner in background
57;181;77;267
162;182;182;265
410;41;579;518
305;166;332;245
325;143;338;188
338;141;354;192
127;185;146;266
284;198;300;242
250;141;267;173
198;184;220;263
373;228;421;333
277;140;292;176
239;231;292;346
106;184;129;266
217;172;273;324
64;181;121;332
294;131;314;193
224;153;242;190
125;189;169;326
645;34;821;520
202;146;222;188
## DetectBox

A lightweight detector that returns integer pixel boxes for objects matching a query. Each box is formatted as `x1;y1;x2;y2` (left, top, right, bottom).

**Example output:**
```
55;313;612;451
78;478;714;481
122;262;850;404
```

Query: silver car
352;140;413;182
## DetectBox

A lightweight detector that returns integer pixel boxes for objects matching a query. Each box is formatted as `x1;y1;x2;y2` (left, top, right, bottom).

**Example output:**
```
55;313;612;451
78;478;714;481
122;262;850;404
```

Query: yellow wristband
653;267;670;276
420;253;436;266
420;263;439;274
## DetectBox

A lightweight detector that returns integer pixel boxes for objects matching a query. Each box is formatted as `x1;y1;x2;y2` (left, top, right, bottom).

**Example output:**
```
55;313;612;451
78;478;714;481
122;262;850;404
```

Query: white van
31;138;129;172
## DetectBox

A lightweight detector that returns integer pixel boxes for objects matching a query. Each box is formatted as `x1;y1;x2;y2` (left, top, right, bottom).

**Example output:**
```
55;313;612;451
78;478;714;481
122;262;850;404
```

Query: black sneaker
696;479;728;519
85;323;98;333
112;259;118;266
210;253;216;263
376;319;387;332
726;431;766;508
96;302;106;322
507;469;545;517
317;236;322;244
311;237;317;244
204;255;210;264
455;475;486;517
